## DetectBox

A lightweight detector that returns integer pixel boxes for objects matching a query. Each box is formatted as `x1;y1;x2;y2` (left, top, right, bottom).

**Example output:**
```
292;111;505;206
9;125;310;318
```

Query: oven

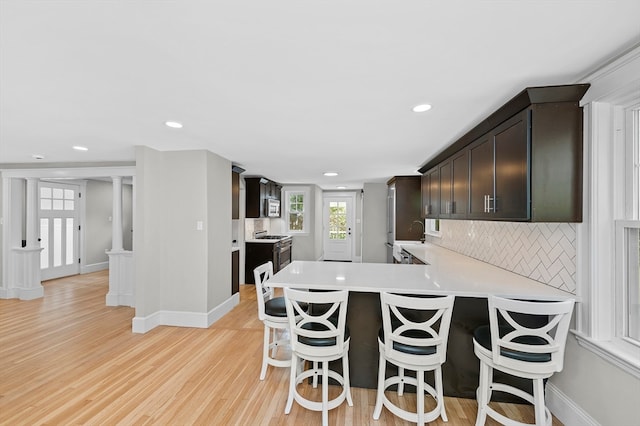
276;237;292;271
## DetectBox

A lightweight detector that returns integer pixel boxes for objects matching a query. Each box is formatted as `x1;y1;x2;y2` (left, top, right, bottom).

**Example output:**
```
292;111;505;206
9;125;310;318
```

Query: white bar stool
253;261;292;380
373;292;455;426
473;295;574;426
283;288;352;426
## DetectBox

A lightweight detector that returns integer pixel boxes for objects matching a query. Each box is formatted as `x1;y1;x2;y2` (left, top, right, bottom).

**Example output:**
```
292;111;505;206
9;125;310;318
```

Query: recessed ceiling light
73;146;88;151
32;154;45;160
165;121;183;129
324;172;338;177
412;104;432;113
337;186;347;189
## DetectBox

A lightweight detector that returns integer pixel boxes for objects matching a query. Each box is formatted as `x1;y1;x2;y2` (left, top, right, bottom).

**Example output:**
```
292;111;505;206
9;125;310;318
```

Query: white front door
323;195;355;261
39;182;80;281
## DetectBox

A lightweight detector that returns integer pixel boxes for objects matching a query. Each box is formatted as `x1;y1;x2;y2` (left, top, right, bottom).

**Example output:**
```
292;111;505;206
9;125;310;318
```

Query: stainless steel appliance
265;198;280;217
245;231;292;283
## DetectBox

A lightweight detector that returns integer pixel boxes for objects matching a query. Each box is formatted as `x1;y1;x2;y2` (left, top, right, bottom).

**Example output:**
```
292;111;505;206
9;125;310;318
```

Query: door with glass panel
323;195;355;261
39;182;80;280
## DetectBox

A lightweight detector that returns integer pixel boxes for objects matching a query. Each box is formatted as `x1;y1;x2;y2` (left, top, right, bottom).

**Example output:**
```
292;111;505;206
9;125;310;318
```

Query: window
425;218;441;238
574;50;640;378
285;189;309;234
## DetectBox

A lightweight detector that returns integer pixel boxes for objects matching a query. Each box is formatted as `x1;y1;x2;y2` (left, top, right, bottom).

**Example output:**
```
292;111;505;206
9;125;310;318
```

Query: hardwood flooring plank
0;271;562;425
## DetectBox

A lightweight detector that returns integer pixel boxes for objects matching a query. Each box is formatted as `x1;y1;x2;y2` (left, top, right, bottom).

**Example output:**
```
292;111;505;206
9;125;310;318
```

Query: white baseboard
81;261;109;274
132;292;240;334
546;382;600;426
0;285;44;300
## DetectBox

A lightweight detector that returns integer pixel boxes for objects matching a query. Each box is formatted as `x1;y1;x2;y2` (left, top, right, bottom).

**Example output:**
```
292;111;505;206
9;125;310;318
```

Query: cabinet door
493;111;529;220
451;150;469;218
232;250;239;294
426;167;440;218
421;173;429;219
439;160;452;217
232;172;240;220
468;135;494;219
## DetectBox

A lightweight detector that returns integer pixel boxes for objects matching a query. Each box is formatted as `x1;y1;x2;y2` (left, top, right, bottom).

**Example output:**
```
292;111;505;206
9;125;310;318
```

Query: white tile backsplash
426;221;576;293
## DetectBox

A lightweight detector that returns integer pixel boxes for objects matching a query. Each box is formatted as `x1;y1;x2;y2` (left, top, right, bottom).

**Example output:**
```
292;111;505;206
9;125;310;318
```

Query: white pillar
25;178;39;248
10;177;44;300
111;176;123;251
106;176;134;307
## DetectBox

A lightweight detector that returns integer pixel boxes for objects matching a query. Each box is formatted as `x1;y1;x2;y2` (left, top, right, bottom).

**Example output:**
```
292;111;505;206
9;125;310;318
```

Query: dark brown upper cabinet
419;84;589;223
468;111;529;220
388;176;423;241
245;177;282;218
439;150;469;219
232;171;240;220
421;167;439;219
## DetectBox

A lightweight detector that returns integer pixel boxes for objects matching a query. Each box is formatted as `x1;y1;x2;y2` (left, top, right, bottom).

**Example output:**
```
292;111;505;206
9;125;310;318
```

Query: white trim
132;293;240;334
573;331;640;379
284;187;310;234
545;382;600;426
0;166;135;179
81;261;109;274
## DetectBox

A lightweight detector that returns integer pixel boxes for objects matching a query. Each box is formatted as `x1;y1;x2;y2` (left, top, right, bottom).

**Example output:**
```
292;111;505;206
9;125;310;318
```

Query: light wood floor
0;271;562;425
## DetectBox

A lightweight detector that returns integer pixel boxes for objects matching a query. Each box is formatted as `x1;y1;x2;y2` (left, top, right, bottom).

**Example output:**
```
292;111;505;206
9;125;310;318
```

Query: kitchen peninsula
268;244;574;398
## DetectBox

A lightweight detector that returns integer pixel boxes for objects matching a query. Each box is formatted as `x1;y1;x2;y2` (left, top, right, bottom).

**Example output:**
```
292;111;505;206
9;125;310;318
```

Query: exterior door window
39;182;80;280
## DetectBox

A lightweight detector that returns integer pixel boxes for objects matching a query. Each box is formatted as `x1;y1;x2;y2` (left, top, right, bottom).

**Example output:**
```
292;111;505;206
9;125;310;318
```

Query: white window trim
284;188;310;235
573;46;640;379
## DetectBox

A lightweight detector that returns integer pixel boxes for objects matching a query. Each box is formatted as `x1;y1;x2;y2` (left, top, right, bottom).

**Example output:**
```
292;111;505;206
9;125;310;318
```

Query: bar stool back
253;261;291;380
283;288;352;426
373;292;455;426
473;295;574;426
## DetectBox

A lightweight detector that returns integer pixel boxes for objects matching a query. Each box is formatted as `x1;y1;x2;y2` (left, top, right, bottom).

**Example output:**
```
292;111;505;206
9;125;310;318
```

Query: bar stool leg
435;366;447;422
475;361;488;426
322;361;329;426
397;366;405;395
284;353;297;414
533;378;546;426
343;352;353;406
417;370;425;426
372;355;385;419
260;325;270;380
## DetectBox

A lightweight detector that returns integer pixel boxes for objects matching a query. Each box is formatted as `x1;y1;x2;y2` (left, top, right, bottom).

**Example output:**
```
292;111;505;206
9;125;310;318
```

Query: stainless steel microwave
265;198;280;217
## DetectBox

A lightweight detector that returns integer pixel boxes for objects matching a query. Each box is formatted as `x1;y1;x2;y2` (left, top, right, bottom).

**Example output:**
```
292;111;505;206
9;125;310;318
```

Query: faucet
410;220;426;244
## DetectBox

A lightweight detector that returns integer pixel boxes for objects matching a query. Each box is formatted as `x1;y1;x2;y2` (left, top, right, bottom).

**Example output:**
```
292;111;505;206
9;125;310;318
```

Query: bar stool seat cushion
264;297;288;317
378;327;437;356
299;322;350;346
473;325;551;363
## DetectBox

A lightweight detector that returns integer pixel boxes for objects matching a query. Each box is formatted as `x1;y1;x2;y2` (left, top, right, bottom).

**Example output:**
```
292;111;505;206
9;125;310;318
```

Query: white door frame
322;192;356;261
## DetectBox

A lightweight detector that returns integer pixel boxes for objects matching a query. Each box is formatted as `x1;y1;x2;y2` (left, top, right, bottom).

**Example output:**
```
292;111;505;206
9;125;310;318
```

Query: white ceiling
1;1;639;189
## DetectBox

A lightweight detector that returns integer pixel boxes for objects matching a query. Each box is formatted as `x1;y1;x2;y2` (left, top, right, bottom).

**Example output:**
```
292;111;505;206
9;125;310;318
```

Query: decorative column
106;176;135;307
13;177;44;299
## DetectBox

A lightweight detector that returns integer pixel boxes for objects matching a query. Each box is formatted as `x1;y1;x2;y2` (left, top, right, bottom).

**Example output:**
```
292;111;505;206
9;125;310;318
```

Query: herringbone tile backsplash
426;221;576;293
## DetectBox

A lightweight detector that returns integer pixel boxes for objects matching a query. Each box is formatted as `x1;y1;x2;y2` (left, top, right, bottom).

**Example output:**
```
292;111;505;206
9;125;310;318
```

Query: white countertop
269;244;575;301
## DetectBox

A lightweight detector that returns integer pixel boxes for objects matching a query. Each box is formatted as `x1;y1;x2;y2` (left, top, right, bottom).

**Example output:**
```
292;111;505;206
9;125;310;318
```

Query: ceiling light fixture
73;145;88;151
165;121;183;129
412;104;432;113
32;154;45;160
324;172;338;177
337;186;347;189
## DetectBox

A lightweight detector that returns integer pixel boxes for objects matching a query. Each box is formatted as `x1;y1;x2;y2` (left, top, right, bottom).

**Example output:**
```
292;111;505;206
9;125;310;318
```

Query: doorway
323;194;355;261
39;181;80;281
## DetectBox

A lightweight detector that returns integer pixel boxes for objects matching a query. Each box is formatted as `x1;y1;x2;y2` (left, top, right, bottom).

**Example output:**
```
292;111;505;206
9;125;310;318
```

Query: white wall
134;146;232;329
362;182;387;263
85;179;135;267
85;180;113;266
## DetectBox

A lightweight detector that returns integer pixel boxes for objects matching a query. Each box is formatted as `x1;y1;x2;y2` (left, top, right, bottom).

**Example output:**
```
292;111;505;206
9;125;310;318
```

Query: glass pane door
39;182;80;280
